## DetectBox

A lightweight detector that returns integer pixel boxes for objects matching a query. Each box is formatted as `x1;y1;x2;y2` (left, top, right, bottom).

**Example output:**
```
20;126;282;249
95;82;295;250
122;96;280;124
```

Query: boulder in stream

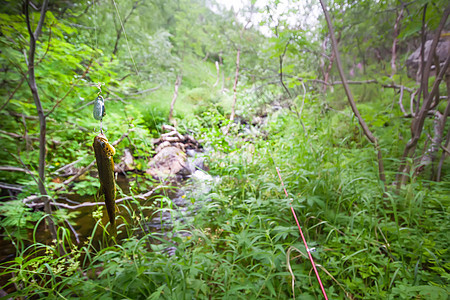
146;146;187;179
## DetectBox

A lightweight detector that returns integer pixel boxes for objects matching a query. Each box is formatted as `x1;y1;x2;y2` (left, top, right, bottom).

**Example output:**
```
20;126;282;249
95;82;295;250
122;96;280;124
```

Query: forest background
0;0;449;299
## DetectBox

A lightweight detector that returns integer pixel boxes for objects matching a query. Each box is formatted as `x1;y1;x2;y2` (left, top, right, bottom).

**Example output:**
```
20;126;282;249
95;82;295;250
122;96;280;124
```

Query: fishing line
111;0;140;77
267;148;328;299
106;0;176;234
275;167;329;300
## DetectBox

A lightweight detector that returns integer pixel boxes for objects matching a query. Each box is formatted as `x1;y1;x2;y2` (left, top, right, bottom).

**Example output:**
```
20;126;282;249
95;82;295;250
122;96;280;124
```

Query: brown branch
319;0;386;184
1;78;25;111
0;182;23;192
436;129;450;182
61;160;96;187
440;144;450;155
279;37;293;98
0;130;38;141
111;0;141;57
297;77;415;93
28;185;164;209
36;24;53;66
53;156;87;174
73;99;95;112
0;165;34;175
397;53;450;185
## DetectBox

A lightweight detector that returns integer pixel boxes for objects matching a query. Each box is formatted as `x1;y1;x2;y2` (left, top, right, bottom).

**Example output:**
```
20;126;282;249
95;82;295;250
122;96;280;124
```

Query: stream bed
0;150;215;263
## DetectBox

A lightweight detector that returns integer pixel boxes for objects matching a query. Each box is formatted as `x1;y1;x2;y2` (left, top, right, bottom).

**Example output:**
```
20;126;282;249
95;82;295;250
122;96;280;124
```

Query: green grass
3;100;448;299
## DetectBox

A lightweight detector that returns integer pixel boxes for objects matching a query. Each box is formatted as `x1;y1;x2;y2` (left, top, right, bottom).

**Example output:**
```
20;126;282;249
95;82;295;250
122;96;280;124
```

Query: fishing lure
93;95;106;121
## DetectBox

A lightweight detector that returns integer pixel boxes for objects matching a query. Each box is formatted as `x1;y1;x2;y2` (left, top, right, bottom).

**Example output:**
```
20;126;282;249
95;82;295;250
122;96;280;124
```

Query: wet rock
115;148;135;173
146;146;187;178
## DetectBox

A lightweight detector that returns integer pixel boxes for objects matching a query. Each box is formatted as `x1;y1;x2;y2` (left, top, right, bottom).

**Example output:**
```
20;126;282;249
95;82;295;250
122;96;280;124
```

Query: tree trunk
396;7;450;186
319;0;386;184
25;0;60;252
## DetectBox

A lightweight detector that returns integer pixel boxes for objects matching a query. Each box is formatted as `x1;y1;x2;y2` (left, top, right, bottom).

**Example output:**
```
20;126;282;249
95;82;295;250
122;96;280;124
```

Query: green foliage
1;0;449;299
0;200;43;240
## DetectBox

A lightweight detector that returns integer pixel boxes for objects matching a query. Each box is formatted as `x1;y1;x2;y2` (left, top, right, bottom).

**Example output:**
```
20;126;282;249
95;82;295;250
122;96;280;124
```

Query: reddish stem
276;167;328;300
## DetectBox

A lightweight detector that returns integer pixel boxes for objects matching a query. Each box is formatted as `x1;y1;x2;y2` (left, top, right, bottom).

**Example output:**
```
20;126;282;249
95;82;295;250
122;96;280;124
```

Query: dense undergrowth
1;96;449;299
1;0;450;299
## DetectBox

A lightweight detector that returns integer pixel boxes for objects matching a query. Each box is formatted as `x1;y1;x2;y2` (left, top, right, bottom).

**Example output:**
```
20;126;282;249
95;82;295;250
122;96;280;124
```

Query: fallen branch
27;186;164;209
0;130;38;141
0;182;23;192
0;165;34;175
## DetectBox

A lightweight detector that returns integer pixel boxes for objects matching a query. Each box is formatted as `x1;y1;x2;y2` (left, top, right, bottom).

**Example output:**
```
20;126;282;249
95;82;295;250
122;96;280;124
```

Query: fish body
93;133;116;236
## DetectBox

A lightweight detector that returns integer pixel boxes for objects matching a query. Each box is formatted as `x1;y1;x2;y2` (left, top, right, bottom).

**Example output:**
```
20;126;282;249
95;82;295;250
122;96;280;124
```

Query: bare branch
53;156;87;174
0;78;25;111
36;24;53;65
124;85;161;96
33;0;50;39
0;165;34;175
27;186;164;210
0;182;23;192
390;8;404;77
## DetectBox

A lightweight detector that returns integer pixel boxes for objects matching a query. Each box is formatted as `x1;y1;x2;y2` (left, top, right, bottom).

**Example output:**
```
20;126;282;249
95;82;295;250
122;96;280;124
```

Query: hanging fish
93;133;117;237
93;95;106;121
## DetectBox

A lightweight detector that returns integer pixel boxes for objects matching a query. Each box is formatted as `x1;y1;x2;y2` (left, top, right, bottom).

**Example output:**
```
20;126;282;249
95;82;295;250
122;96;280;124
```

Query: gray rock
146;147;186;178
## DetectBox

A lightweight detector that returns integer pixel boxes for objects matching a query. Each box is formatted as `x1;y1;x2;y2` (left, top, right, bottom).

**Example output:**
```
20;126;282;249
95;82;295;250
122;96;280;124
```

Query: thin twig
398;85;406;114
224;49;241;135
53;156;87;174
0;130;38;141
45;58;93;117
0;165;34;175
0;78;25;111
